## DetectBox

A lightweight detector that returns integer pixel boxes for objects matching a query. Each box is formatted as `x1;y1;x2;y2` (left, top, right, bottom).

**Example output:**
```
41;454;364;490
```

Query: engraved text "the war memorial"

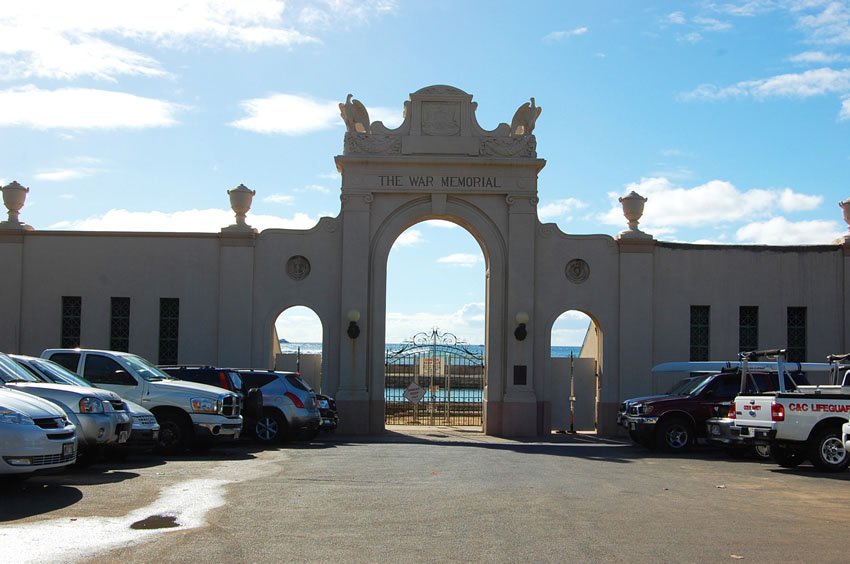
378;175;502;189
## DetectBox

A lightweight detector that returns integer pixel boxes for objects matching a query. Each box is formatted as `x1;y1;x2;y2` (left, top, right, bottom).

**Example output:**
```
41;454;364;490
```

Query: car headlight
0;408;35;425
318;399;330;409
191;398;219;414
79;397;105;413
642;404;654;415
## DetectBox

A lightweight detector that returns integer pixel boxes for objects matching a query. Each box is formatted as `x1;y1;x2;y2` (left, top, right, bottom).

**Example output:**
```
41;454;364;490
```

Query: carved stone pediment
338;85;541;159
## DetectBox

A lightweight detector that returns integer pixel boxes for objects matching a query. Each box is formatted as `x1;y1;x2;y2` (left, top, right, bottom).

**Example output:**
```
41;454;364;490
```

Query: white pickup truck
42;349;242;453
730;350;850;472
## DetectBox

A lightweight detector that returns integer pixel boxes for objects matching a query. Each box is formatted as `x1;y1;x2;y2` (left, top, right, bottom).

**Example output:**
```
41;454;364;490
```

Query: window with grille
110;297;130;352
158;298;179;365
739;306;758;353
787;307;807;363
61;296;82;348
690;305;710;361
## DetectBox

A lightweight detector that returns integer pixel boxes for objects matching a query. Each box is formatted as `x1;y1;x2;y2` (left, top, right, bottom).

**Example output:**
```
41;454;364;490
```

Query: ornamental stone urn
0;181;34;230
223;183;257;233
617;190;651;240
837;198;850;243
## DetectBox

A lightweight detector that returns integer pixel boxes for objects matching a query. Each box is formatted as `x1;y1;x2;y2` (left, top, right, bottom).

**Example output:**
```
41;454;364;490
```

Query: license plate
63;442;75;457
118;430;130;443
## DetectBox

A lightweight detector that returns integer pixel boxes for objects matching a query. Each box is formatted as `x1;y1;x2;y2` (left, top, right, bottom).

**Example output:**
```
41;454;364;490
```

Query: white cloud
437;253;484;268
787;50;848;64
263;194;295;204
424;220;458;229
0;85;183;129
49;208;318;232
778;187;822;212
537;198;588;221
796;0;850;45
692;16;733;31
394;229;424;246
542;27;588;42
666;11;687;25
0;1;321;82
841;97;850;120
735;217;843;244
683;67;850;100
385;302;484;344
601;177;826;237
230;92;402;134
34;168;97;181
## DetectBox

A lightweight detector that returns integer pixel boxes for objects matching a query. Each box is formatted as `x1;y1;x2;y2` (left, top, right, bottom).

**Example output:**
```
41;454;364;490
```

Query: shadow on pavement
0;483;83;522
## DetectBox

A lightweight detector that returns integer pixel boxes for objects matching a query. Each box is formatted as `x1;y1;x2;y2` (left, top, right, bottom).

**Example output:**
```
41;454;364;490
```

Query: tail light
284;392;304;408
727;402;736;419
771;402;785;422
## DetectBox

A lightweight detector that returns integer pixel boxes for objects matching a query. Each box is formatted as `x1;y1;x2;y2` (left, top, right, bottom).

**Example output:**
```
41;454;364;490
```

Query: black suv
159;365;263;424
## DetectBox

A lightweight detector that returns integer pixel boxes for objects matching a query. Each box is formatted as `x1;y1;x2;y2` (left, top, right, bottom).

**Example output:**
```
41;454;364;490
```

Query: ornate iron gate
385;329;485;426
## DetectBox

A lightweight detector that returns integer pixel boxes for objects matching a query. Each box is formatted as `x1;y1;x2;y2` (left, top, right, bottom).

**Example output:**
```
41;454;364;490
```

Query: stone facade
2;85;850;437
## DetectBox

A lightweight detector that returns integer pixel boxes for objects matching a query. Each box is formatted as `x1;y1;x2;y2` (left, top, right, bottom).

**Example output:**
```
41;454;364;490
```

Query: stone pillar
335;193;372;434
608;192;655;436
502;194;538;436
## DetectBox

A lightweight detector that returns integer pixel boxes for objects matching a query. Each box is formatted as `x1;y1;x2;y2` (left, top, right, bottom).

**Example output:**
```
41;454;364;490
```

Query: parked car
316;393;338;432
158;365;263;424
624;369;741;451
237;370;321;443
13;354;160;454
42;349;242;454
617;376;699;439
0;352;130;464
0;384;77;478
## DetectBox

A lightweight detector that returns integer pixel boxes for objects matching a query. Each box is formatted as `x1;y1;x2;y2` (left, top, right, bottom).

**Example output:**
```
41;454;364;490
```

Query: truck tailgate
732;395;775;440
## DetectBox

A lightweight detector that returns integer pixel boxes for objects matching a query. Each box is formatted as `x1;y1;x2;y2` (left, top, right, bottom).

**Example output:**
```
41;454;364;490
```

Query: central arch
369;196;508;435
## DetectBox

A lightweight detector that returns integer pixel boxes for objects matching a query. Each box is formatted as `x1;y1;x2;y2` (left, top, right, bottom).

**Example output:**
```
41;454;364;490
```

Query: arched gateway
4;85;850;438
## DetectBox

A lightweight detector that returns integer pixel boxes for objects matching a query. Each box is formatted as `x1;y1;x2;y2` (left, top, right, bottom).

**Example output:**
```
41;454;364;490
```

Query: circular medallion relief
286;255;311;281
565;259;590;284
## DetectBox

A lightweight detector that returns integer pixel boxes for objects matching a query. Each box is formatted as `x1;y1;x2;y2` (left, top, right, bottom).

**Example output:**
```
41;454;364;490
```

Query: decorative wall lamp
347;309;361;339
514;312;529;341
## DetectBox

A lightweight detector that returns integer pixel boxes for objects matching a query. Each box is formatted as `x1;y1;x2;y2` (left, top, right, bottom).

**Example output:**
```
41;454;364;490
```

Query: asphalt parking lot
2;428;850;563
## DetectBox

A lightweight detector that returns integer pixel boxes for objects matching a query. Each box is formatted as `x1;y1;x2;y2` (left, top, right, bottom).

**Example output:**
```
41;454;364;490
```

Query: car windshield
665;377;697;395
679;375;715;396
31;358;94;387
123;354;176;382
0;353;41;383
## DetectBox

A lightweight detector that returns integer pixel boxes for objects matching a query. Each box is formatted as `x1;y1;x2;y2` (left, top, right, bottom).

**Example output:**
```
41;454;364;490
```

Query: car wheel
752;443;772;460
656;417;692;452
772;446;805;468
254;409;289;444
808;427;849;472
156;413;191;454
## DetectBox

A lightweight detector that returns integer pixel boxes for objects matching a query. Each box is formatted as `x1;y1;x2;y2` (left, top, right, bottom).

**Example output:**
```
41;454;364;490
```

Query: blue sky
2;1;849;346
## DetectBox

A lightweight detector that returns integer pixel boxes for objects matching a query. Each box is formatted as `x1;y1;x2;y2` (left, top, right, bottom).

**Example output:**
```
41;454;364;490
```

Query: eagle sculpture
339;93;371;134
509;97;542;137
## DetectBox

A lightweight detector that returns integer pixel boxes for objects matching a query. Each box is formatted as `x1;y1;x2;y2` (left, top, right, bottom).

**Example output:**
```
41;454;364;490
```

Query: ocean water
279;341;582;358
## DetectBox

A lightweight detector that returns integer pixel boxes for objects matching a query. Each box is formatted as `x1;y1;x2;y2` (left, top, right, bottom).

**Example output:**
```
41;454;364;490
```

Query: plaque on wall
513;365;527;386
286;255;311;281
